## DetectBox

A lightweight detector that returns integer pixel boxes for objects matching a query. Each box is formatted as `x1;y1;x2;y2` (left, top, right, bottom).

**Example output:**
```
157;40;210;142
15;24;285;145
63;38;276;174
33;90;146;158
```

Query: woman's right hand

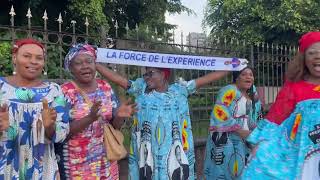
0;104;9;131
88;101;102;121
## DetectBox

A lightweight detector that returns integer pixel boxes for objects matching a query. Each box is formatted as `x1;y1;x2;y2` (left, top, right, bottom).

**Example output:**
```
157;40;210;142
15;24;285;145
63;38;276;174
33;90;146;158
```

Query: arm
44;86;70;143
195;71;229;89
209;85;241;132
110;87;137;129
264;82;296;125
68;101;101;138
96;63;129;89
246;82;296;145
235;129;251;139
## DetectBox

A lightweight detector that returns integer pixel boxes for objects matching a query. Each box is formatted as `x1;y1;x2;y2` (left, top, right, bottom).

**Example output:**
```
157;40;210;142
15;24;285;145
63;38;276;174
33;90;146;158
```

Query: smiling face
69;53;96;84
143;67;165;91
305;42;320;80
13;44;45;81
235;68;254;91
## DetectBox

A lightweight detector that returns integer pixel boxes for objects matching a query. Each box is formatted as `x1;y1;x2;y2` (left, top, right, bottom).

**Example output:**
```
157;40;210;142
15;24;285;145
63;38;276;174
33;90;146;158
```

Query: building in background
186;32;207;47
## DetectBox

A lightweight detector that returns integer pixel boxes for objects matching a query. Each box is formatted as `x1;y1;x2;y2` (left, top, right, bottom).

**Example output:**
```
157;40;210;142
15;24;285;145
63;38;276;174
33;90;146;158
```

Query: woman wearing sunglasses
96;64;228;180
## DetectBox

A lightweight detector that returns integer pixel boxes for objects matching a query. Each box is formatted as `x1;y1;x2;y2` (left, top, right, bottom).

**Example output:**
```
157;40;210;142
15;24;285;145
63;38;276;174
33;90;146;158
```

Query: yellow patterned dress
203;84;262;179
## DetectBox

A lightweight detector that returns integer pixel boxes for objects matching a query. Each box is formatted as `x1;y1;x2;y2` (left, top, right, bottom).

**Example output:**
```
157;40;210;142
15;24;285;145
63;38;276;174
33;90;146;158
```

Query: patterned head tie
64;43;97;71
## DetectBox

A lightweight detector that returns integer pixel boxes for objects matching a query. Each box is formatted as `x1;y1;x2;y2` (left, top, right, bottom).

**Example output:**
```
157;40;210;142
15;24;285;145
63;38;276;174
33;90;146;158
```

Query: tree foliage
204;0;320;44
0;0;191;37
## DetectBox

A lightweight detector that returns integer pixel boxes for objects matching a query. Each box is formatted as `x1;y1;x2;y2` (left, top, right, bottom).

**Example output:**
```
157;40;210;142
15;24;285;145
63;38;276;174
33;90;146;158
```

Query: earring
43;69;47;76
12;65;16;75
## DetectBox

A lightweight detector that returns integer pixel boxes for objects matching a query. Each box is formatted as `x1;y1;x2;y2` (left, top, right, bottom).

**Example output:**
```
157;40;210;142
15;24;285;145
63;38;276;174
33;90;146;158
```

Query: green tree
204;0;320;44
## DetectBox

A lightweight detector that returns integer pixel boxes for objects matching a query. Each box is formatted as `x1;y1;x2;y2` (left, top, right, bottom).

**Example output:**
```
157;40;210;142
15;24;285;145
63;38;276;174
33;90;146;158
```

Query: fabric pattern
128;78;196;180
203;84;262;180
64;44;97;71
242;80;320;179
56;79;120;180
0;77;70;180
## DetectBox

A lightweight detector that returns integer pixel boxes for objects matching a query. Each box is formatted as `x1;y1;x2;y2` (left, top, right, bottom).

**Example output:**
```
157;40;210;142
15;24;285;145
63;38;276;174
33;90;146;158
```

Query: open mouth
80;72;93;78
313;63;320;71
25;66;39;73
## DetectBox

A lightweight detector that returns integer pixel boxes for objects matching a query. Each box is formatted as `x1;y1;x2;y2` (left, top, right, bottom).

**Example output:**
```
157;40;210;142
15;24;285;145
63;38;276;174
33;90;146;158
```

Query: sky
165;0;208;44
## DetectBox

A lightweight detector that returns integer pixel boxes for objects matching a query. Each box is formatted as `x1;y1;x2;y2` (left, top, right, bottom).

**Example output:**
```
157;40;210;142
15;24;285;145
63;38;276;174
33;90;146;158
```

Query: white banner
97;48;248;71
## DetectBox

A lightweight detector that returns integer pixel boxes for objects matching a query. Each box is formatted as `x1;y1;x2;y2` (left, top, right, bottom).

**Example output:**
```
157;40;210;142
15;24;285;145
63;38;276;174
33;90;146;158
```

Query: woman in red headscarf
0;38;70;179
95;64;228;180
242;32;320;179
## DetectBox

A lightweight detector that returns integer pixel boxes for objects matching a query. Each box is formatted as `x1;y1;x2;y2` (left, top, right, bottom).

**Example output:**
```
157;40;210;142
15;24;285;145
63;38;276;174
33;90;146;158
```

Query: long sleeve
246;82;296;145
248;85;263;129
127;78;147;97
50;84;70;143
209;85;242;132
265;82;297;125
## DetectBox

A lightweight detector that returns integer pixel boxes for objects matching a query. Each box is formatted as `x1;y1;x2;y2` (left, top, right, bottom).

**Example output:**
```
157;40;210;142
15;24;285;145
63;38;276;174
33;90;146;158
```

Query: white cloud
165;0;208;44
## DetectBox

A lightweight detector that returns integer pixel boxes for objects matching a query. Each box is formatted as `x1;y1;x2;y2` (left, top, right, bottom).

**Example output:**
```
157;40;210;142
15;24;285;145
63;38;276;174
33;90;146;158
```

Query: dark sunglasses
143;70;161;78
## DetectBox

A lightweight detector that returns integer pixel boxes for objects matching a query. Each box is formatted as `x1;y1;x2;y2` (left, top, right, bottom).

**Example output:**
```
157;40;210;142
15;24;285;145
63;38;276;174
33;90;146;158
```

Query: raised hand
42;99;57;129
0;104;9;131
88;101;102;121
116;98;137;118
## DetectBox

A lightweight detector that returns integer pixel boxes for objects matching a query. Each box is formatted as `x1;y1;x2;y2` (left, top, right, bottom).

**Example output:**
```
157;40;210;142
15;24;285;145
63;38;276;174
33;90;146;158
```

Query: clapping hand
42;99;57;129
0;104;9;131
88;101;102;121
116;98;137;118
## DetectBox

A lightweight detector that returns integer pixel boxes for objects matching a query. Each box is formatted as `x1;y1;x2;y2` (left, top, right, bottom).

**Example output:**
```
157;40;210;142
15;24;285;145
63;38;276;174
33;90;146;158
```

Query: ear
12;54;17;65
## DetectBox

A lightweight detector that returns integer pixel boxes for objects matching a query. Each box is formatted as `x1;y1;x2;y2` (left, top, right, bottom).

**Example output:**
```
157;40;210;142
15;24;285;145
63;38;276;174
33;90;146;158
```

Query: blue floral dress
203;84;262;179
242;81;320;179
128;78;196;180
0;77;70;180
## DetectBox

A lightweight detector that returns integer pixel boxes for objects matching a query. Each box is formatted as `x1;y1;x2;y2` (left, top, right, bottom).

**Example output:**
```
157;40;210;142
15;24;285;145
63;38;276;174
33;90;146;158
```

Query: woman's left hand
42;99;57;129
116;98;137;118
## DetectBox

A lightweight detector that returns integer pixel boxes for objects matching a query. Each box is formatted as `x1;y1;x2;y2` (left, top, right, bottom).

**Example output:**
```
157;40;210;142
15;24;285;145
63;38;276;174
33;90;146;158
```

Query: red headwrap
160;68;171;80
299;32;320;53
12;38;45;54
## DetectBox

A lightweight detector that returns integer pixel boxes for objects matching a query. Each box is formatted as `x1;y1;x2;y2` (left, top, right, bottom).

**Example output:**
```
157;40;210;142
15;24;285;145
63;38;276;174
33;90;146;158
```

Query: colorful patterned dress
0;77;70;180
242;80;320;179
203;84;262;179
56;79;120;180
128;78;196;180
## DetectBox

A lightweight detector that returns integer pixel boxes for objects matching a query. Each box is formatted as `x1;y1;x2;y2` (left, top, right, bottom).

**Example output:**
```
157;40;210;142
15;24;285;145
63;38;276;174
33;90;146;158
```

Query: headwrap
12;38;44;54
232;67;253;83
160;68;171;80
64;43;97;71
299;31;320;53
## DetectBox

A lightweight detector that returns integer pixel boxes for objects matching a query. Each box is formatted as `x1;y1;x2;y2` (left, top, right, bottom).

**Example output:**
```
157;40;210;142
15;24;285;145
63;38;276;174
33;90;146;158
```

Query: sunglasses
143;70;161;78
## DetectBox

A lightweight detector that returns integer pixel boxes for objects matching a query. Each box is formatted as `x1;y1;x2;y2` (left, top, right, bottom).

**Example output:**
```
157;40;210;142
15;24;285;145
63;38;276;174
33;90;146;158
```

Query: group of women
0;31;320;180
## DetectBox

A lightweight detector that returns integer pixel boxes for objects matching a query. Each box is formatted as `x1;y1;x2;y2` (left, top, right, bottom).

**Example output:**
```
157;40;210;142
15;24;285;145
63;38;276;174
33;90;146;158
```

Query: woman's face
305;42;320;79
143;67;165;90
235;68;254;91
13;44;45;81
69;53;96;84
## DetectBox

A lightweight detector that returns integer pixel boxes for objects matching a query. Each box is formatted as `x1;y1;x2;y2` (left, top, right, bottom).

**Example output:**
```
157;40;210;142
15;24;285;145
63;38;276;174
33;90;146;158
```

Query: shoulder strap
70;81;93;106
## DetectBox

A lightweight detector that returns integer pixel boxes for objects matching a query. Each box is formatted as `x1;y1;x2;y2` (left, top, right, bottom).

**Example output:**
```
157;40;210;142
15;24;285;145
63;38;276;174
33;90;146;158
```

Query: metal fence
0;7;297;137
